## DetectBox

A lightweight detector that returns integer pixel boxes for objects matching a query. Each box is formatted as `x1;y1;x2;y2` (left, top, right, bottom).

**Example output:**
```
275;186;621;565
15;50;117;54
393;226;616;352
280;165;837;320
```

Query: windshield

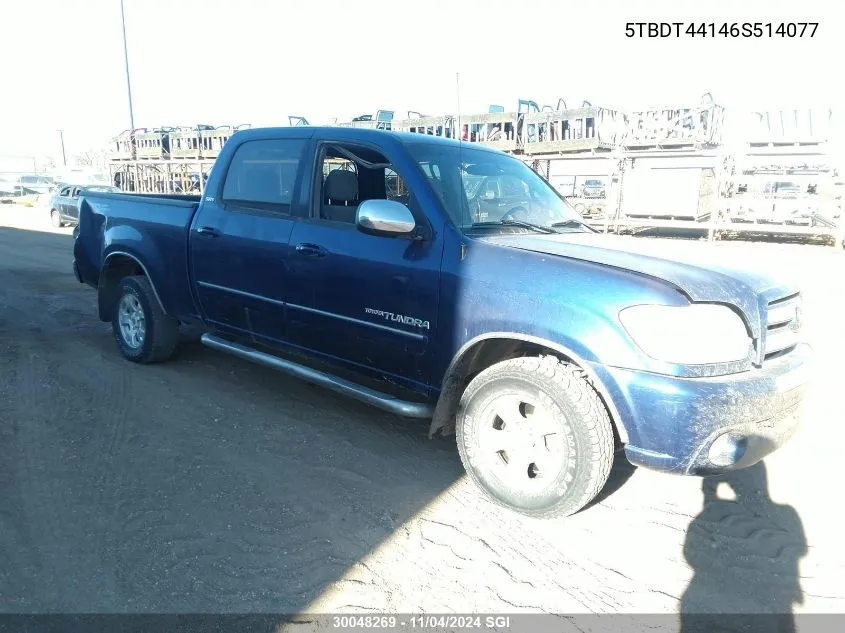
405;142;584;233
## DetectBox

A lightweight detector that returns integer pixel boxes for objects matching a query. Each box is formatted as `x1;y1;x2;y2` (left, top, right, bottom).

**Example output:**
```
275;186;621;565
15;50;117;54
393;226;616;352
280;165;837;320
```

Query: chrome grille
763;293;801;360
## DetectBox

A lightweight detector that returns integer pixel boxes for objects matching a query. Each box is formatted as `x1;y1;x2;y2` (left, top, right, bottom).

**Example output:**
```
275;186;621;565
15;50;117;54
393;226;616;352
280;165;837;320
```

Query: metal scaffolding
103;98;841;246
109;159;214;195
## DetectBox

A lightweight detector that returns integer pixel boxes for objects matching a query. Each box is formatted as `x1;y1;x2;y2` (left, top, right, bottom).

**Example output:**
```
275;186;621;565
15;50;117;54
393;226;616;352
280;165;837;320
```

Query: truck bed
74;191;201;320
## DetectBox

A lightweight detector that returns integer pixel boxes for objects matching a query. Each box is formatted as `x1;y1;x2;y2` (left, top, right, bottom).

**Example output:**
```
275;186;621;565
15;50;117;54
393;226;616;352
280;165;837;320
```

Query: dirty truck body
73;126;810;518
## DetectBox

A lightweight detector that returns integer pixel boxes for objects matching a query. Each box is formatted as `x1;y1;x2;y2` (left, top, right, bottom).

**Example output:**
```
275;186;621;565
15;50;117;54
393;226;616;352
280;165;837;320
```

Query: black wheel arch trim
102;251;168;316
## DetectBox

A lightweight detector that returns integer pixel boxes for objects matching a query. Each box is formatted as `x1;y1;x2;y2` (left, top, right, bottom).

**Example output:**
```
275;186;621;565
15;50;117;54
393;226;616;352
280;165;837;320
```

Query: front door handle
295;243;327;257
196;226;221;237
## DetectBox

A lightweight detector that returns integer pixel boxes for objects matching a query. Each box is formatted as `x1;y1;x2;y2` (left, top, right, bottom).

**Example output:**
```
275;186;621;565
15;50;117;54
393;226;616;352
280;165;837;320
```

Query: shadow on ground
681;459;807;633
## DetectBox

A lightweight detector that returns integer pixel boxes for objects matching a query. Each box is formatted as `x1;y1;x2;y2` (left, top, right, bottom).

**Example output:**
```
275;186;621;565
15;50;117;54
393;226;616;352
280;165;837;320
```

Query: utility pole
120;0;136;132
455;72;461;141
57;129;67;166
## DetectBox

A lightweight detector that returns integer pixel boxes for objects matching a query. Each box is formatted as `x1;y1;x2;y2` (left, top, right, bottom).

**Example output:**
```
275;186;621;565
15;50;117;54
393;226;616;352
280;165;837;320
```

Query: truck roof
229;126;504;155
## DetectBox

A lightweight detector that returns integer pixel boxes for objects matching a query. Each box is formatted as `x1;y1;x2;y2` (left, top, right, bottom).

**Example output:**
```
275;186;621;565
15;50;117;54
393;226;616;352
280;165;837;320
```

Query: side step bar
200;334;434;419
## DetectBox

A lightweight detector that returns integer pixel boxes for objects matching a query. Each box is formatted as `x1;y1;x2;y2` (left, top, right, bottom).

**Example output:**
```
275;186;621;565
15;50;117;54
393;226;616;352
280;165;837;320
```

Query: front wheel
50;209;63;228
112;275;180;364
456;355;615;518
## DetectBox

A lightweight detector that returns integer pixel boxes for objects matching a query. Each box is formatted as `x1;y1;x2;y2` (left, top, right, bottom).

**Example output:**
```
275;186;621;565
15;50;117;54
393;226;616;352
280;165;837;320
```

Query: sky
0;0;841;161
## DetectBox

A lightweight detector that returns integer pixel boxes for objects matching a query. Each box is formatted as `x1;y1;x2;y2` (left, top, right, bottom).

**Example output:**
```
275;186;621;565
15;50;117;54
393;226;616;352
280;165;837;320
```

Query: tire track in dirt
1;306;88;606
0;305;41;610
0;261;138;607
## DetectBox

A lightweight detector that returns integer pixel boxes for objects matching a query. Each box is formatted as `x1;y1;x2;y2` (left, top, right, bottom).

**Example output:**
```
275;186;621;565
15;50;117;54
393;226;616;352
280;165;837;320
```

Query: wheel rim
51;210;59;226
477;392;568;492
118;293;146;349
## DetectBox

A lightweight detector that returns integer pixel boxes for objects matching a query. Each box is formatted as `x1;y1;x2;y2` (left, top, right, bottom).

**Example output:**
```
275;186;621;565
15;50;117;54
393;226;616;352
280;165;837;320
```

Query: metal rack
108;124;251;162
109;159;215;194
102;98;840;246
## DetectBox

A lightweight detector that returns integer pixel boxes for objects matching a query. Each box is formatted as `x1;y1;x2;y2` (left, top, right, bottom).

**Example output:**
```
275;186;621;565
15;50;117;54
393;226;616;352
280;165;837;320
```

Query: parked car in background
0;175;22;197
48;184;120;227
0;174;55;197
18;174;56;195
581;179;606;198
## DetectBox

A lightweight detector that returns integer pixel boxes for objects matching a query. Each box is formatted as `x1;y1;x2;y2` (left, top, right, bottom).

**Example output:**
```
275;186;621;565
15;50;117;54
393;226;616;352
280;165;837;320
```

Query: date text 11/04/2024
625;22;818;37
332;616;513;630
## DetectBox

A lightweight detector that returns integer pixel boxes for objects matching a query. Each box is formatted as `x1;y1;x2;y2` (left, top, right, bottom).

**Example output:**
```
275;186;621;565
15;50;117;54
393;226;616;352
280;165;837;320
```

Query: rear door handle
295;243;327;257
196;226;221;237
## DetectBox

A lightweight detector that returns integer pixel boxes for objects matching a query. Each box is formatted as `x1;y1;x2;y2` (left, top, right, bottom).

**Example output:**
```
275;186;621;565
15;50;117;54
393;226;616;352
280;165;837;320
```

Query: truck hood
480;232;800;337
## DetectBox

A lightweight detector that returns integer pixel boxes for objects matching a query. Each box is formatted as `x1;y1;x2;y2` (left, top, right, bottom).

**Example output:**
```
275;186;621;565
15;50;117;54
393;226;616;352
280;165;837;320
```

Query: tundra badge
365;308;430;330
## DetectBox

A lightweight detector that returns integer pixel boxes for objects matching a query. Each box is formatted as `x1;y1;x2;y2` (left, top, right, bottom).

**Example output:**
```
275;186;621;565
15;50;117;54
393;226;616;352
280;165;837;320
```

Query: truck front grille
762;293;801;360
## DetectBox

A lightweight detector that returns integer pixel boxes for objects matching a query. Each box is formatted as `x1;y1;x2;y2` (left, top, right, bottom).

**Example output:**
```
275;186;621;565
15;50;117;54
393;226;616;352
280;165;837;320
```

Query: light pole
120;0;136;132
57;129;67;167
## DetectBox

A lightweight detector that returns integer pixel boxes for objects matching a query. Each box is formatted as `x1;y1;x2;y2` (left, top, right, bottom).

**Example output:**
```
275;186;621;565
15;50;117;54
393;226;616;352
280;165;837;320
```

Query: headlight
619;304;752;365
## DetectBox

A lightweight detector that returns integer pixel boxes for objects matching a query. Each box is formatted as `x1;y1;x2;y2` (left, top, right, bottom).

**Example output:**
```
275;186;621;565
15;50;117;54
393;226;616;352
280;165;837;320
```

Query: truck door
285;140;442;390
189;136;309;343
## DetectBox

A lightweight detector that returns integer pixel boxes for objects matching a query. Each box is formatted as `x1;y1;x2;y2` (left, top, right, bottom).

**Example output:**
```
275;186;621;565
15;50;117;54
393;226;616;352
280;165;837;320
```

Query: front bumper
589;343;812;475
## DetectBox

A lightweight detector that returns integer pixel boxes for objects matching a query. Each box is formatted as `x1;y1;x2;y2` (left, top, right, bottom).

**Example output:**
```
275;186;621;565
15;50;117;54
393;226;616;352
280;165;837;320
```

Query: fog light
707;432;747;467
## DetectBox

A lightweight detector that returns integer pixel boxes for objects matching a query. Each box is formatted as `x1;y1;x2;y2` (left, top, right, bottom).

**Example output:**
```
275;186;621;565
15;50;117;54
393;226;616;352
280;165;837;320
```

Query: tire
456;355;615;519
112;275;180;364
50;209;62;228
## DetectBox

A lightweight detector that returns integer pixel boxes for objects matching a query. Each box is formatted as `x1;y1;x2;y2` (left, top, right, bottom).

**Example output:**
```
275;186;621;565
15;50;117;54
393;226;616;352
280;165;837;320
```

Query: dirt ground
1;201;843;625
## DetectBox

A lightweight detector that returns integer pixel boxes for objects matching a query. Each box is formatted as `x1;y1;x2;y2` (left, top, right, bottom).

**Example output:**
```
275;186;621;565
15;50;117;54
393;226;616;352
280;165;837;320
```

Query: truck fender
429;332;629;444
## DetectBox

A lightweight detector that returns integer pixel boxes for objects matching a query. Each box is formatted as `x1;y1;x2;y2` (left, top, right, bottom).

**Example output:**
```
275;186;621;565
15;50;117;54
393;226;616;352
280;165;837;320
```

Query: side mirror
356;199;417;238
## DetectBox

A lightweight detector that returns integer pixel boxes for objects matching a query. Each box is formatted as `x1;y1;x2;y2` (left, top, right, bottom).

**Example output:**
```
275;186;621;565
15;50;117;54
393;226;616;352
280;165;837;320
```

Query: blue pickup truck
73;126;811;518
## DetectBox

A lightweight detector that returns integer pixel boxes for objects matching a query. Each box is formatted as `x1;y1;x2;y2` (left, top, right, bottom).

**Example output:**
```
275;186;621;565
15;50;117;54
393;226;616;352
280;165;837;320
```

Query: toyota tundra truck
72;126;811;518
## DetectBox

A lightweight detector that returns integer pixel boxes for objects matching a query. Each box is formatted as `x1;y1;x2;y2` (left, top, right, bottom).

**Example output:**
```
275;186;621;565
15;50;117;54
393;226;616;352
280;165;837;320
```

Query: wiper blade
549;219;600;233
470;219;557;234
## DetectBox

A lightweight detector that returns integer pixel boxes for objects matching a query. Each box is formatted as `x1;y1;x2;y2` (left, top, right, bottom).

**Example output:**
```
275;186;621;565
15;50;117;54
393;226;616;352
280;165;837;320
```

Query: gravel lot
1;202;843;625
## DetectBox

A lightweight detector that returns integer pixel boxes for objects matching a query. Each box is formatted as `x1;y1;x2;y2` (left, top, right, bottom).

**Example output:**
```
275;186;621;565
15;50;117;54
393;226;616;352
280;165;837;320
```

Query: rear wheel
50;209;62;228
112;275;180;364
456;355;615;518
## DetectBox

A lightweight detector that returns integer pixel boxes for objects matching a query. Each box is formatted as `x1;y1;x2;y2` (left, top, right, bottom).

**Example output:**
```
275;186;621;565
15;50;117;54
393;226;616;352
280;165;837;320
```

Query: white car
1;174;56;196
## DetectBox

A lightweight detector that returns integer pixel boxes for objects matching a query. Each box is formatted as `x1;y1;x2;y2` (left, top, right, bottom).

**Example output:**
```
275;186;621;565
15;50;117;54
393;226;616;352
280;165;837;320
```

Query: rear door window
222;139;306;214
